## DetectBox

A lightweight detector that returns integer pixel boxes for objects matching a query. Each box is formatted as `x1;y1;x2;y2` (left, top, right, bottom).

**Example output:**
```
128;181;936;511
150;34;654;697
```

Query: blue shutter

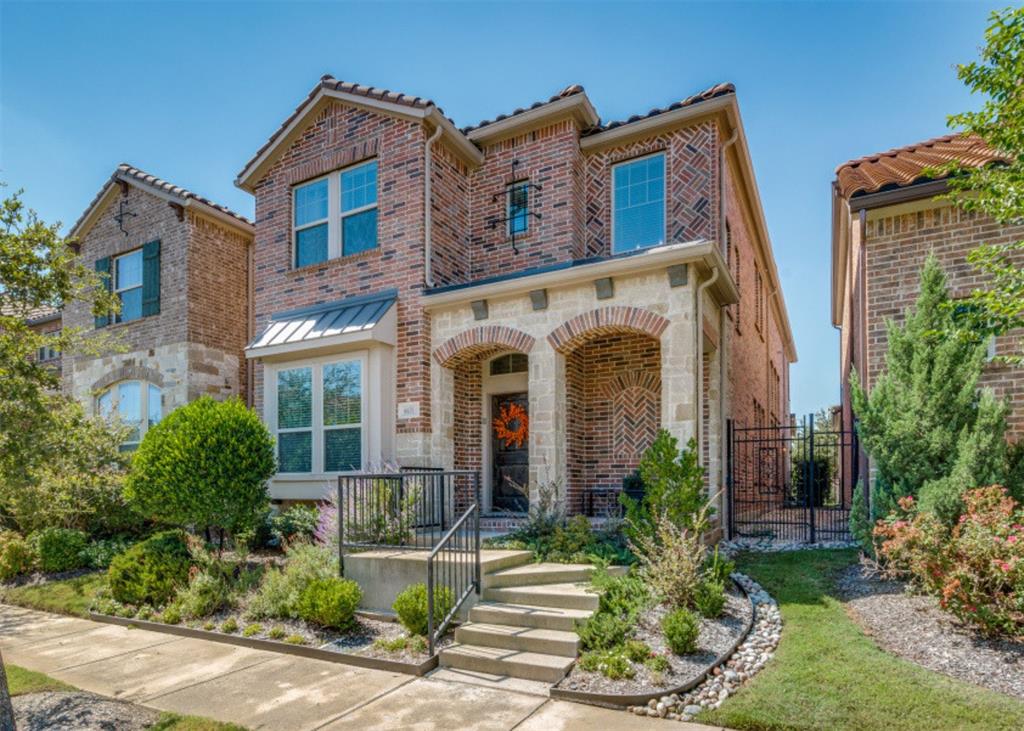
94;257;111;328
142;239;160;317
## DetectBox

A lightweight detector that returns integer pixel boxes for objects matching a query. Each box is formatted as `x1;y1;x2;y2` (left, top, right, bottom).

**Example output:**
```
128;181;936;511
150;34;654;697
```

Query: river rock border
627;572;781;723
720;537;859;553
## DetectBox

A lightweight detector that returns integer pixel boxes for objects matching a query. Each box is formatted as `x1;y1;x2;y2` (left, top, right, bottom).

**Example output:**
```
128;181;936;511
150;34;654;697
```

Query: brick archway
433;325;536;368
547;306;670;354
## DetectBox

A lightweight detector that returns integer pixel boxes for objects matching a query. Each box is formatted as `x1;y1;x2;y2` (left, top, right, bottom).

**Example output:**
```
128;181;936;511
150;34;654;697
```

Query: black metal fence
337;470;481;654
727;415;859;543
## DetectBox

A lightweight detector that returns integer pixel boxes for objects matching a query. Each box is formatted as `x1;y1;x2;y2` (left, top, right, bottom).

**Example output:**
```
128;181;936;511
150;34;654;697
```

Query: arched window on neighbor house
97;380;163;450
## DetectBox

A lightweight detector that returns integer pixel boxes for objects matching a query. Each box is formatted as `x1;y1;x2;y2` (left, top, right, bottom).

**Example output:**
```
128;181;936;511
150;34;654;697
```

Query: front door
491;392;529;512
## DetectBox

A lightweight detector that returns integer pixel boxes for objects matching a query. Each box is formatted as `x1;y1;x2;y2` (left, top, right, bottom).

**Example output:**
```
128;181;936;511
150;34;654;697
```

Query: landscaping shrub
695;580;727;618
662;607;700;655
876;486;1024;636
0;531;35;580
630;508;708;609
272;505;319;545
579;648;635;679
220;617;238;633
242;623;263;638
296;577;362;629
578;566;651;651
702;545;735;586
245;541;336;619
107;530;192;606
623;639;653;663
125;397;276;549
81;537;132;569
174;570;231;620
393;582;454;637
31;527;88;573
159;604;182;625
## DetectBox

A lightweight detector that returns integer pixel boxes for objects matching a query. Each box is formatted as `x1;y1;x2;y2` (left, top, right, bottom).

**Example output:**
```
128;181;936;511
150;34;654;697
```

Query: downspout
423;123;444;287
695;265;719;469
717;122;738;529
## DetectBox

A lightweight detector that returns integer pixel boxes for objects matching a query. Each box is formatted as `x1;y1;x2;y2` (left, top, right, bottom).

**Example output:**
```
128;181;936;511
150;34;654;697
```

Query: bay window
293;160;378;268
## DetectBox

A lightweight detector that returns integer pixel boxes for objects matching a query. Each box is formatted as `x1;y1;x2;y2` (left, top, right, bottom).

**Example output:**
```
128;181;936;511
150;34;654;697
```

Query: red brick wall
249;101;431;434
863;204;1024;436
429;141;470;287
565;333;661;511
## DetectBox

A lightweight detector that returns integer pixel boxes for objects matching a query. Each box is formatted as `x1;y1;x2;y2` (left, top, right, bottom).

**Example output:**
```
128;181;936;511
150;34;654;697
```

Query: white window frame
267;351;368;475
292;160;378;268
96;380;162;449
611;152;667;254
113;249;143;323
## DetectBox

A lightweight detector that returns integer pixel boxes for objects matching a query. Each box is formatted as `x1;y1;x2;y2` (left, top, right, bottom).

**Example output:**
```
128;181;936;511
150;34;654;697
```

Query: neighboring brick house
832;134;1024;450
25;305;63;379
238;75;796;520
64;165;254;448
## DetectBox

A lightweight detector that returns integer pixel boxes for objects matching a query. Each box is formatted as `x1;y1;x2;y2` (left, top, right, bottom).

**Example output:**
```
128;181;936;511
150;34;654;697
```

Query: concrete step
482;582;599;611
469;601;593;632
483;562;629;588
439;643;575;683
454;623;579;657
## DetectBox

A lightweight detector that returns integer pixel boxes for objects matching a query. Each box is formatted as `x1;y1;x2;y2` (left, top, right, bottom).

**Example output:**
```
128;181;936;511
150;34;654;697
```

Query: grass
699;549;1024;731
0;572;105;617
151;712;249;731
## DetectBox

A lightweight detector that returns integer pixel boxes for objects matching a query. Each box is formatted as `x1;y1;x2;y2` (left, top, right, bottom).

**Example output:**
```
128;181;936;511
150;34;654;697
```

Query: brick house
24;305;63;378
64;165;254;448
238;76;796;520
832;133;1024;449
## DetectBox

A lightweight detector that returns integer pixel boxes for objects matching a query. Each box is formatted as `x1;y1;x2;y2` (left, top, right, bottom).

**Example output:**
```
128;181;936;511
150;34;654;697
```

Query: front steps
439;559;616;684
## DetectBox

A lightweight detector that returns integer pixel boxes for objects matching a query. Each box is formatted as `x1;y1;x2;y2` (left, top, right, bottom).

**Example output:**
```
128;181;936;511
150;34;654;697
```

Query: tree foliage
938;7;1024;364
851;256;1010;522
125;396;275;545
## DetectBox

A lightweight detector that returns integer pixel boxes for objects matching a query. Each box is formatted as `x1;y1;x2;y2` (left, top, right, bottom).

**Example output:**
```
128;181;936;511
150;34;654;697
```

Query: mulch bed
837;560;1024;700
557;583;752;696
13;691;159;731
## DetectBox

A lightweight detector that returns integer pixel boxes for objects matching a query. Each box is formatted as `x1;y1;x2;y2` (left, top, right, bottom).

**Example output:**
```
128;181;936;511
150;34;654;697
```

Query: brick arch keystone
433;325;536;368
547;306;670;354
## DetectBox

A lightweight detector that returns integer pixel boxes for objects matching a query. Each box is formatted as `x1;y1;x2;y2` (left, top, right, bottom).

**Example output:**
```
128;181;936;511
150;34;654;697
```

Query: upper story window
95;240;160;328
612;153;665;254
114;249;143;323
274;356;364;474
293;160;378;268
37;330;60;362
507;182;530;236
97;380;162;450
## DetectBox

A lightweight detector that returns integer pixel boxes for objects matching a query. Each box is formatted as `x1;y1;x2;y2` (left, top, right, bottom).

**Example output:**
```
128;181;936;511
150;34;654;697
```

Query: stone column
528;340;565;504
660;288;697;445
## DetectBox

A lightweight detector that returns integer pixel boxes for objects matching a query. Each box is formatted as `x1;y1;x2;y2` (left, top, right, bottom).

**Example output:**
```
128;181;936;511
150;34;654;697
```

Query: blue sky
0;1;1000;415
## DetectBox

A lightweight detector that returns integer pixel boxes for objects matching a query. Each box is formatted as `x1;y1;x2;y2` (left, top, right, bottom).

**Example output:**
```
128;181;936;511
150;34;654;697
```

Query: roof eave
580;94;734;152
465;94;600;144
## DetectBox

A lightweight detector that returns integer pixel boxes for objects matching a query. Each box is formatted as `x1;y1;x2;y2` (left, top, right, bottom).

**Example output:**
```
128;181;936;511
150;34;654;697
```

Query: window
293;160;378;268
755;266;765;335
114;249;143;323
37;330;60;362
507;182;530;236
612;153;665;253
97;380;162;450
274;357;364;474
489;353;528;376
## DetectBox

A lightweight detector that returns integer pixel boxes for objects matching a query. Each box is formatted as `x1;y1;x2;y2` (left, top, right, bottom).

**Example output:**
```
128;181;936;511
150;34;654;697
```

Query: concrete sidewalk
0;605;727;730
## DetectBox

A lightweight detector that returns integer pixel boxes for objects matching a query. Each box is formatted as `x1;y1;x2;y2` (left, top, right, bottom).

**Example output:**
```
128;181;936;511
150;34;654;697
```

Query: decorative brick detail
91;364;166;393
433;325;536;367
548;306;670;354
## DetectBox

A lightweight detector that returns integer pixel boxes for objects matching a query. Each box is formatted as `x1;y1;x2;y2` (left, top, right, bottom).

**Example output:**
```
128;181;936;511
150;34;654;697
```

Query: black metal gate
726;414;859;543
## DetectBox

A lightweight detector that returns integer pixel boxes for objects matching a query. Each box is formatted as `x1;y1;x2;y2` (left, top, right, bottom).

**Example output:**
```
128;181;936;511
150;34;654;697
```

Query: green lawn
0;572;105;617
3;662;246;730
699;549;1024;731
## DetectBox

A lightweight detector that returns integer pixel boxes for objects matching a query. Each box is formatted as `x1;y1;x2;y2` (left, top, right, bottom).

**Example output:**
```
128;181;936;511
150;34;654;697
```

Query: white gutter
423;124;444;287
695;266;719;468
718;123;738;515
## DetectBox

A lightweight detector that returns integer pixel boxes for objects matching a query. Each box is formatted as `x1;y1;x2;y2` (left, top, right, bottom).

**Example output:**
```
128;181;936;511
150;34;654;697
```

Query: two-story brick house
832;134;1024;447
238;76;796;520
64;164;254;447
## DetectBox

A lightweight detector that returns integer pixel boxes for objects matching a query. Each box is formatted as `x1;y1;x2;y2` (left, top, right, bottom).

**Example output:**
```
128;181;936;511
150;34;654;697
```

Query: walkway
0;605;726;731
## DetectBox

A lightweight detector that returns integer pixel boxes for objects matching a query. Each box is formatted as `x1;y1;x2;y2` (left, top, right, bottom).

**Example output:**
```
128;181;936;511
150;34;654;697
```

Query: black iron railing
427;500;480;654
337;470;481;654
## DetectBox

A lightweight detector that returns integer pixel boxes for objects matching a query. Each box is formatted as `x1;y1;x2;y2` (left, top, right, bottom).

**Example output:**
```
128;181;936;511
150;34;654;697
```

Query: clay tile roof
834;133;1006;198
461;84;587;134
587;82;735;135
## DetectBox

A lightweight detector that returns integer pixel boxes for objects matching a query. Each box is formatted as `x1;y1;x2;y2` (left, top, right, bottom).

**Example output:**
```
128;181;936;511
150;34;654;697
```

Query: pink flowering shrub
875;486;1024;637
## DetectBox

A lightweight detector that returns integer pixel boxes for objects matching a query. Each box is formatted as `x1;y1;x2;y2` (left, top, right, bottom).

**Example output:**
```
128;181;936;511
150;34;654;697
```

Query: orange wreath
493;402;529;449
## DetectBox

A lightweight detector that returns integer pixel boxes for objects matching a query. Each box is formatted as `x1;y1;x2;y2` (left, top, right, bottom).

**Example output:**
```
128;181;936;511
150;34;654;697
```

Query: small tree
852;255;1009;523
621;430;708;541
126;397;276;550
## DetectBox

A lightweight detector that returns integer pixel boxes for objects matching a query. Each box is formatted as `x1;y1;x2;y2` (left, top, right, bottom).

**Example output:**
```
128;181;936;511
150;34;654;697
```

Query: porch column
660;290;697;445
528;339;565;503
426;357;455;470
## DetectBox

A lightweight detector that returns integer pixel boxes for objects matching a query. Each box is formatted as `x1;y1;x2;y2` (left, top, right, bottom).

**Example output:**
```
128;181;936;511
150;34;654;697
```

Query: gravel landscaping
837;560;1024;700
13;690;159;731
558;581;753;697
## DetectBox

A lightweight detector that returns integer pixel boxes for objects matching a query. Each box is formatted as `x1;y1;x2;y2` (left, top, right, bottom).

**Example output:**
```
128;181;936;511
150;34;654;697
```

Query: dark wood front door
491;392;529;513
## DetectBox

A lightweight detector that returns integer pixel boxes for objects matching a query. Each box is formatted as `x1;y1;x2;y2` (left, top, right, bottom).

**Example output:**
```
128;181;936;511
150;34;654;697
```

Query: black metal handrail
426;500;481;654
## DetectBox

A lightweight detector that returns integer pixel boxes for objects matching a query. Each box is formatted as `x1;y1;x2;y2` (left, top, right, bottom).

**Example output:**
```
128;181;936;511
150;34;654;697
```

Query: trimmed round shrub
393;582;454;636
295;577;362;629
31;527;88;573
694;580;726;618
125;397;275;543
662;607;700;655
0;531;36;580
107;530;191;606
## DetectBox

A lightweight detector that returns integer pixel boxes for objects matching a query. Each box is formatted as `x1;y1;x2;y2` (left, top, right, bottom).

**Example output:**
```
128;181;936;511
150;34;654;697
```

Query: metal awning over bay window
245;290;397;360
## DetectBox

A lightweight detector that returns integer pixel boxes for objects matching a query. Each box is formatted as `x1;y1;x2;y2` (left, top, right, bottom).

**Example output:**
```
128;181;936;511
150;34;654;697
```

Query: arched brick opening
92;364;166;393
555;311;664;516
434;326;535;368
